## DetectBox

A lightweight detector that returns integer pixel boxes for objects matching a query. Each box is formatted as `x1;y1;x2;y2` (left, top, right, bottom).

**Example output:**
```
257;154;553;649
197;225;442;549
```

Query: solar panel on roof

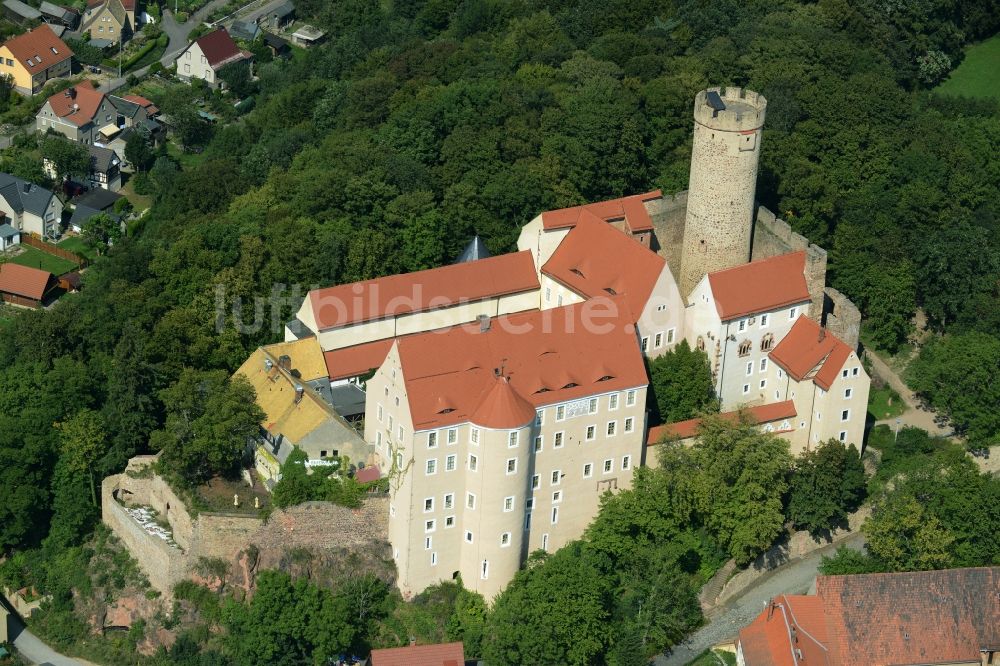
706;90;726;112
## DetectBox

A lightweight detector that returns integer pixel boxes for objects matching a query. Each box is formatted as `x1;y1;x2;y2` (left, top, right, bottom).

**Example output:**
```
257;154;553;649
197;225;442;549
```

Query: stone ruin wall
647;192;862;350
103;457;391;599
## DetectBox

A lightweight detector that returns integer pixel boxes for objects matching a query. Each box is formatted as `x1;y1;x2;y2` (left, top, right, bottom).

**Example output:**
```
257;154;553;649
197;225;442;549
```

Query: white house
175;28;250;88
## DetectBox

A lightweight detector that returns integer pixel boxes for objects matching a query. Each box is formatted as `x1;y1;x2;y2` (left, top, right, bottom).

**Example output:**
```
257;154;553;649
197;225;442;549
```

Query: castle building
260;86;871;600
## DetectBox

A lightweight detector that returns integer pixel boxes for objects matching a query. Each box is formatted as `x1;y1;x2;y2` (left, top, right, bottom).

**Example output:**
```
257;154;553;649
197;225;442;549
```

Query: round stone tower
679;86;767;296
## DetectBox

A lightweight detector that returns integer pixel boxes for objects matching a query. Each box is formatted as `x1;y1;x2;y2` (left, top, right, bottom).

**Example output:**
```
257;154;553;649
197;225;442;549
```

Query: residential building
365;301;648;600
175;28;251;88
368;641;465;666
0;263;58;307
0;173;63;239
736;567;1000;666
36;81;162;145
684;252;813;409
0;222;19;249
0;25;73;95
86;144;121;191
68;204;118;234
80;0;134;44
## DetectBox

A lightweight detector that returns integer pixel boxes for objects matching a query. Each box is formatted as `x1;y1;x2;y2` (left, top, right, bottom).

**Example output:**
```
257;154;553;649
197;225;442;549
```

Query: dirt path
865;349;951;437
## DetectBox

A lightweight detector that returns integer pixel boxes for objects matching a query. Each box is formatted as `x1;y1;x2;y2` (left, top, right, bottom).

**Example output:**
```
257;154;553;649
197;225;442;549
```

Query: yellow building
0;25;73;95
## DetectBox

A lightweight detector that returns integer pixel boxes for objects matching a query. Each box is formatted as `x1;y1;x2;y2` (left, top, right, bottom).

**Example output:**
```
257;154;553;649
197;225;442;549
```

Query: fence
22;233;88;268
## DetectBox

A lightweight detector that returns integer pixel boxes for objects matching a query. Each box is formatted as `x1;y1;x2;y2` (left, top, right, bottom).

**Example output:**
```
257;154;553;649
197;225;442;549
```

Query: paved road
655;534;866;666
8;616;85;665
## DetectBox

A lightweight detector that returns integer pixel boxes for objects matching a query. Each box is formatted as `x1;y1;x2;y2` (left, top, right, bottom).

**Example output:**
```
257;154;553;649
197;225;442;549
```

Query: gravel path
654;533;866;665
8;616;85;665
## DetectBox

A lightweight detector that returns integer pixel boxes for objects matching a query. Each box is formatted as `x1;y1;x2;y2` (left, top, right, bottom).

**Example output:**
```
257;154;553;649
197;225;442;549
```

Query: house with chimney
0;25;73;95
735;567;1000;666
175;28;252;88
36;81;161;146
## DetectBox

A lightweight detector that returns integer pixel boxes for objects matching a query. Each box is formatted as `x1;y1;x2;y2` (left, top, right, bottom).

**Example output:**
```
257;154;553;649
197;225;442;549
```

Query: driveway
8;616;85;666
655;533;866;666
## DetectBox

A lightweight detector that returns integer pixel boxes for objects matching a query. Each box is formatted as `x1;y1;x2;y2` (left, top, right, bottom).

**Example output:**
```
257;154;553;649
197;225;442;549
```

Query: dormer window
597;375;613;382
562;382;578;389
570;268;584;277
603;287;617;295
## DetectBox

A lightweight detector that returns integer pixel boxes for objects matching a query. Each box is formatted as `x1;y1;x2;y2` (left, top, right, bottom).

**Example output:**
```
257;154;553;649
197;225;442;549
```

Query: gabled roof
88;144;118;173
2;24;73;71
3;0;41;20
0;263;55;300
324;339;395;382
69;203;119;231
0;173;55;217
308;251;539;331
72;187;122;211
192;28;248;69
369;641;465;666
739;594;831;666
44;80;105;127
769;316;853;391
542;210;666;317
647;401;797;444
120;94;158;115
541;190;661;233
0;223;18;240
396;299;647;430
259;337;327;382
706;251;810;321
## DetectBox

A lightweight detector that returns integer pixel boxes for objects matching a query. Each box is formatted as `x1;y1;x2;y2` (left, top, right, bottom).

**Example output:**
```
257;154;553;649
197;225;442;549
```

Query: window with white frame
536;410;544;426
428;431;437;448
552;490;562;503
376;431;382;447
508;431;518;448
377;404;383;421
586;425;596;441
667;328;675;344
506;458;517;475
503;496;514;512
789;306;798;319
554;431;564;448
606;421;617;436
556;405;566;421
444;493;454;510
622;455;631;470
465;531;473;543
425;536;432;549
760;379;767;389
746;361;753;376
760;313;769;328
603;459;613;474
524;512;532;530
534;435;542;452
500;532;511;547
481;559;489;579
609;393;619;410
542;533;549;550
445;516;455;528
447;428;457;444
424;519;435;532
395;452;403;469
844;388;853;399
470;427;479;444
624;417;634;433
839;431;847;441
852;367;860;377
842;369;848;378
445;454;456;471
545;287;551;302
583;462;593;478
466;493;476;510
738;319;746;332
626;390;636;406
387;415;393;432
424;497;434;512
841;409;850;422
532;474;540;489
654;332;663;348
641;337;649;352
398;426;404;441
760;358;768;373
468;454;478;471
431;552;437;565
588;398;598;414
743;384;750;395
551;507;559;524
425;459;437;475
551;470;561;485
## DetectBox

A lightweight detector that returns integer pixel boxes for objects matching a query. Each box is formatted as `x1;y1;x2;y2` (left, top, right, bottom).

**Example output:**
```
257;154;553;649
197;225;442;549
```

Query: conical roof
455;235;491;263
470;376;536;429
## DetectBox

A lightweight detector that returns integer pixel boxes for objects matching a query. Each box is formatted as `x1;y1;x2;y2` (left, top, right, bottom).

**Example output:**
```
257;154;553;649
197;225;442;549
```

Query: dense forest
1;0;999;662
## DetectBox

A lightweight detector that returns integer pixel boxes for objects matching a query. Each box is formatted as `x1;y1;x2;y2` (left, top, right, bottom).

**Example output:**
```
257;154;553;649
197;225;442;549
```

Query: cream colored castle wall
636;263;685;358
516;216;570;275
539;274;586;310
680;87;767;296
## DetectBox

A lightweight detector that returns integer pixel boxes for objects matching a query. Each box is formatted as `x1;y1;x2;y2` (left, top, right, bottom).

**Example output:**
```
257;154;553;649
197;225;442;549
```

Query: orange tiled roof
121;94;158;115
396;299;647;430
308;251;539;331
541;211;666;318
739;594;832;666
323;339;395;381
3;25;73;72
0;262;54;300
541;190;661;233
768;316;853;391
707;251;810;320
647;401;796;445
44;80;105;127
369;641;465;666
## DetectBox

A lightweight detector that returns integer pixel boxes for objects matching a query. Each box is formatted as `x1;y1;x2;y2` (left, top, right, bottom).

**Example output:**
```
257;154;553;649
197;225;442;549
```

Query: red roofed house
366;299;648;600
175;28;252;89
36;81;160;145
369;641;465;666
0;262;58;307
736;567;1000;666
647;400;798;450
684;251;814;410
0;25;73;95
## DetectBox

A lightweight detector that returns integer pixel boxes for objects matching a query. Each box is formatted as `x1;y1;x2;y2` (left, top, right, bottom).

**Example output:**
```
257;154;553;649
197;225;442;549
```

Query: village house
0;25;73;95
42;141;122;192
36;81;162;146
175;28;251;88
79;0;135;43
735;567;1000;666
0;173;62;239
368;641;465;666
0;262;58;308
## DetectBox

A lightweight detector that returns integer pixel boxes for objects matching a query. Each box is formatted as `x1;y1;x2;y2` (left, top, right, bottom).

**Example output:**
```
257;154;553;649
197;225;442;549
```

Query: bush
131;171;151;195
175;11;188;22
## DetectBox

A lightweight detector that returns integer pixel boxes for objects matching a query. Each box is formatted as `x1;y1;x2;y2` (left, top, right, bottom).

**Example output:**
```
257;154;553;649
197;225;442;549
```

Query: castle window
626;390;636;406
760;314;769;328
624;417;634;433
500;533;511;547
696;336;705;351
553;431;564;448
761;333;775;351
738;339;752;357
789;307;798;319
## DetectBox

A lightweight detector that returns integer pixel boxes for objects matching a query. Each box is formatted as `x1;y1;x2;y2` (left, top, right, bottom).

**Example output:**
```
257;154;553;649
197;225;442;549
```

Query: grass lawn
868;385;907;421
120;174;153;211
166;140;208;170
56;235;96;261
685;649;737;666
8;245;78;275
935;34;1000;100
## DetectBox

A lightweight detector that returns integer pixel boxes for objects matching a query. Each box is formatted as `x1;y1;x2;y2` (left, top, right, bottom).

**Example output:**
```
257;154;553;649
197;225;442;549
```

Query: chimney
818;328;826;342
278;354;292;371
68;86;76;99
293;384;304;404
478;314;490;332
263;358;273;372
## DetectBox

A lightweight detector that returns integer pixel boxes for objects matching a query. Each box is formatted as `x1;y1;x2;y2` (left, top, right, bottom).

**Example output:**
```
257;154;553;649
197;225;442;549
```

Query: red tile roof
323;339;395;381
121;94;158;115
0;263;54;301
768;317;853;391
647;401;797;444
309;251;539;331
470;376;539;429
541;211;666;318
396;299;646;430
739;595;831;666
3;25;73;73
369;641;465;666
194;28;248;69
355;465;380;483
541;190;661;233
707;251;810;320
44;80;104;127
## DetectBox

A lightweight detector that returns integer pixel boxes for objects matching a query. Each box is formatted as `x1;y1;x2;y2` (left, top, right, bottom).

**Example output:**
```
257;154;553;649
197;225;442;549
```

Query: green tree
81;212;123;255
124;131;154;172
863;494;956;571
41;136;91;183
647;339;717;423
219;60;256;98
787;440;866;534
56;409;106;506
271;448;321;508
